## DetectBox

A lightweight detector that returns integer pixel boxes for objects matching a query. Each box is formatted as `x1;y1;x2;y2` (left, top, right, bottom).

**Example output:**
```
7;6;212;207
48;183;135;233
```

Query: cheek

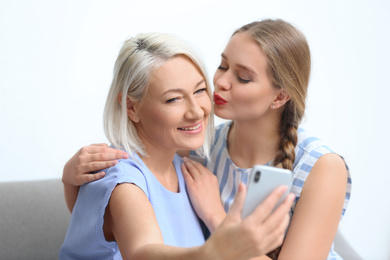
140;107;173;131
231;88;259;105
202;97;213;117
231;88;273;113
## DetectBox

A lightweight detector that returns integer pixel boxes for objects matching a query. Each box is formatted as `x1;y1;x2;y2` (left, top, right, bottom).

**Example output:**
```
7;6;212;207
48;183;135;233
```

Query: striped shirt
190;121;352;260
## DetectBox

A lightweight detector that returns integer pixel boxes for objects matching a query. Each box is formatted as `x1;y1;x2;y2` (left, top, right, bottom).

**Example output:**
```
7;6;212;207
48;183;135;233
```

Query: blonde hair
104;32;214;158
234;19;311;170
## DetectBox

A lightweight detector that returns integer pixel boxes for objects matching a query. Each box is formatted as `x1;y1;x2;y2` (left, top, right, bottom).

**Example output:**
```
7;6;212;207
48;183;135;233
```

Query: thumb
228;182;247;219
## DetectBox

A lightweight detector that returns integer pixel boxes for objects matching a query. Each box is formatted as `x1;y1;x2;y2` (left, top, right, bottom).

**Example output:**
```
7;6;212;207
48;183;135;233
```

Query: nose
185;98;204;120
214;71;232;91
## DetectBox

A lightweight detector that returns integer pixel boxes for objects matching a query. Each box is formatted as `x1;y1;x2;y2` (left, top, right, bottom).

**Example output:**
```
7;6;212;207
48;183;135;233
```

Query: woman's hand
62;143;128;186
202;183;295;260
107;182;292;260
181;157;226;232
62;143;128;212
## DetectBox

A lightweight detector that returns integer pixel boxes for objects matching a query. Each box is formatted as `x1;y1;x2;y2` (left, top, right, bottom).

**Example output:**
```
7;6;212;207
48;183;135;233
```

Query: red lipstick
214;93;227;105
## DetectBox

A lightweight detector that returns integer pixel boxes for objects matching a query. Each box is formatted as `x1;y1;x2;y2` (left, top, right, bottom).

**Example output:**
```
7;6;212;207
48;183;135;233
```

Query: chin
180;139;204;151
214;111;232;120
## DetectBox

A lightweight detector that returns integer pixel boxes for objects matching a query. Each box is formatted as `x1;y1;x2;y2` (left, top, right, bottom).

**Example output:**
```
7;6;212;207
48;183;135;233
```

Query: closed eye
165;97;180;103
218;65;228;71
238;77;251;83
194;88;207;95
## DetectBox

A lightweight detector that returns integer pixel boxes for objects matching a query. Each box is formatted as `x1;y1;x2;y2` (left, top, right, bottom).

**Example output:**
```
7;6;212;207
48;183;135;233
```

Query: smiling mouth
178;123;201;131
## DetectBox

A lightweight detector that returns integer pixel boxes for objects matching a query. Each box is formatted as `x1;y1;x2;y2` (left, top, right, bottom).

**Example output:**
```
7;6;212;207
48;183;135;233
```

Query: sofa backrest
0;179;70;260
0;178;361;260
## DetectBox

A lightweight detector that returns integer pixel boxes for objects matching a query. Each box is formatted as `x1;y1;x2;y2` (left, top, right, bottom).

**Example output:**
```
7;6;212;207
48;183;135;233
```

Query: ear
270;89;290;110
118;92;140;123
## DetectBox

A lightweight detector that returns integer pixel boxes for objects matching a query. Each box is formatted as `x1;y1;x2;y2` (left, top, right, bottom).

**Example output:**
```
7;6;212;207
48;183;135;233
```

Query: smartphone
242;165;292;218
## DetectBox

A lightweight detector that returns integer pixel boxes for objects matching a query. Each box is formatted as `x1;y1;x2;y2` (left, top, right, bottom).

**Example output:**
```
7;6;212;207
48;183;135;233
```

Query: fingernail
182;157;189;161
122;153;129;159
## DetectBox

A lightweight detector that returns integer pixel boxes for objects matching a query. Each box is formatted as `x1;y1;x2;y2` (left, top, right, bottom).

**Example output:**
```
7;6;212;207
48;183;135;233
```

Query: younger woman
182;19;351;259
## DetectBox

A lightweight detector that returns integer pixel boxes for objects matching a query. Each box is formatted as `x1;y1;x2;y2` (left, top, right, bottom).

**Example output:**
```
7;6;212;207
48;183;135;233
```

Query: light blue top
190;121;352;260
59;153;205;260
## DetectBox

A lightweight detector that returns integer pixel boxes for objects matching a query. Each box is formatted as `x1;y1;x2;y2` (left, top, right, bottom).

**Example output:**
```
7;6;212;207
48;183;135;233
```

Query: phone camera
254;171;261;183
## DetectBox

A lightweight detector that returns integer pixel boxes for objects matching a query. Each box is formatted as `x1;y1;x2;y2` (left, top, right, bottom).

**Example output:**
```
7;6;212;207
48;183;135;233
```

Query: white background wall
1;0;389;258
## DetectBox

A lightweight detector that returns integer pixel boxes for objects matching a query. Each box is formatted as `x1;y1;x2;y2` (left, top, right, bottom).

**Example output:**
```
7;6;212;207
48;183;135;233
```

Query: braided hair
234;19;311;171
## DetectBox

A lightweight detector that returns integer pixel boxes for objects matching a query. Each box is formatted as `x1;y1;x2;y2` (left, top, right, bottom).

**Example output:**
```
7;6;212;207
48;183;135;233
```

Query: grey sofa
0;179;70;260
0;178;361;260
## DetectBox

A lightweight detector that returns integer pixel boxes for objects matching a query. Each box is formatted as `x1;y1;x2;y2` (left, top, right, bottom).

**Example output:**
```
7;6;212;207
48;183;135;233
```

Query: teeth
180;123;201;131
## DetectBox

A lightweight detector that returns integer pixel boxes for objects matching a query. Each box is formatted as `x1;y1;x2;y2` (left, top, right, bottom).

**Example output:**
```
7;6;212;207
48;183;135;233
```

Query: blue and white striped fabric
190;121;352;260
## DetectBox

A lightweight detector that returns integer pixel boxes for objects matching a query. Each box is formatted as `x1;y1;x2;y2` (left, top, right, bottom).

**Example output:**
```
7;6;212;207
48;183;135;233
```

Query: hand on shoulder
62;143;128;186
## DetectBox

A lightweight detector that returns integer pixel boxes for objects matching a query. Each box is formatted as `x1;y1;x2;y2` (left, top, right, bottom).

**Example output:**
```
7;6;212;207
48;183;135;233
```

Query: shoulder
105;156;145;180
292;128;351;215
75;156;151;222
294;128;346;170
294;127;349;175
82;155;149;200
296;128;334;159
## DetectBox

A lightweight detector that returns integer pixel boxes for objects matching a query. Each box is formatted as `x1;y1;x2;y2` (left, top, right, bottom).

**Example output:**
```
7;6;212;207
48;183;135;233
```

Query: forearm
116;183;294;260
249;255;271;260
63;182;79;213
129;244;207;260
131;241;256;260
204;207;227;233
127;224;276;260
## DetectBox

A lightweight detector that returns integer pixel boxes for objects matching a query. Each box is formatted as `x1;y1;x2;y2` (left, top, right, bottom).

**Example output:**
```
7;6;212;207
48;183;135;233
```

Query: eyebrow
221;53;257;75
161;79;206;96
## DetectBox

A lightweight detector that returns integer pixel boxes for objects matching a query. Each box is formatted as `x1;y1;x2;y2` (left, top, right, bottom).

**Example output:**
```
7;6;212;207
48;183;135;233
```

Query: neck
138;144;179;193
228;116;281;169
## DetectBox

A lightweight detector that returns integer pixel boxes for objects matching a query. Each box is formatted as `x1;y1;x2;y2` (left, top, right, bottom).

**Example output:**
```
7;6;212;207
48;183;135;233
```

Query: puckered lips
214;93;227;105
178;122;203;135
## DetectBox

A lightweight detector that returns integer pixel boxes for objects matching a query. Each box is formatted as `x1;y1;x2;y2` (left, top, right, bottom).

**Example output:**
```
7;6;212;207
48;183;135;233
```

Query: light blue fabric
190;121;352;260
59;153;205;260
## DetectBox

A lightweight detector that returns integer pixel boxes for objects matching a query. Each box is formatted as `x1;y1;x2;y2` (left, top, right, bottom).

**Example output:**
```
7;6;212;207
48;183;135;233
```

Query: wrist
199;239;220;260
205;208;227;233
62;162;72;185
